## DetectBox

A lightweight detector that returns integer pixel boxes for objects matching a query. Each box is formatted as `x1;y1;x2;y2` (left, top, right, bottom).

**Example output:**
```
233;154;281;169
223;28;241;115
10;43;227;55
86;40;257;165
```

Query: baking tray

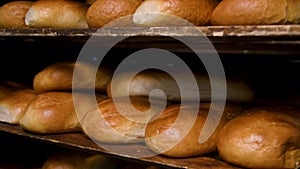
0;25;299;55
0;122;240;169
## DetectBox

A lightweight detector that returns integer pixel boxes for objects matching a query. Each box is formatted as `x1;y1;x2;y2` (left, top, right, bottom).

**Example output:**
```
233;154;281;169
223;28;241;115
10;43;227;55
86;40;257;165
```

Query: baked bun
0;1;33;28
211;0;300;25
0;89;36;124
81;96;166;143
25;0;89;28
42;150;117;169
86;0;143;28
216;107;300;168
19;92;107;134
19;92;80;134
133;0;219;26
107;69;254;103
33;61;112;93
145;103;244;157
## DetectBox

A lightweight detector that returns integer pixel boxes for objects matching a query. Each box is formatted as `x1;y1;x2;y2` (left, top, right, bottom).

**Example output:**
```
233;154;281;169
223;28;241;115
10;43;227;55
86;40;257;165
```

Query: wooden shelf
0;25;299;37
0;25;299;55
0;25;299;168
0;122;241;169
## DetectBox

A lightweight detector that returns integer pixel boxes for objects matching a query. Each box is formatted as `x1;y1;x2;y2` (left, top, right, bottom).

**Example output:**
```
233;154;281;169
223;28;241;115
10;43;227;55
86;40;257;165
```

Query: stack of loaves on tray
0;60;299;169
0;0;299;28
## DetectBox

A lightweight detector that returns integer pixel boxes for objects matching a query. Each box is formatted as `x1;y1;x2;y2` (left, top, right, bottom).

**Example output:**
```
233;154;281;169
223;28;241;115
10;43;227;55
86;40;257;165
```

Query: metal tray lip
0;25;299;37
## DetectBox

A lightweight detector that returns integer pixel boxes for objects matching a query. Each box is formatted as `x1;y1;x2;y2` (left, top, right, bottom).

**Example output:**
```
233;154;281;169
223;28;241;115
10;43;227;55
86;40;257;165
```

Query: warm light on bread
107;69;254;103
217;107;300;168
0;1;33;28
144;103;244;157
81;96;166;143
33;61;112;93
86;0;143;28
0;89;36;124
211;0;300;25
133;0;219;26
19;92;107;134
25;0;89;28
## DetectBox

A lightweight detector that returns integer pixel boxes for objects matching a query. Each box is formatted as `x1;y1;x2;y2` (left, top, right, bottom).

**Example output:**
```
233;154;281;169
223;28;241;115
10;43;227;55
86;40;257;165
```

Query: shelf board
0;122;240;169
0;25;299;37
0;25;299;55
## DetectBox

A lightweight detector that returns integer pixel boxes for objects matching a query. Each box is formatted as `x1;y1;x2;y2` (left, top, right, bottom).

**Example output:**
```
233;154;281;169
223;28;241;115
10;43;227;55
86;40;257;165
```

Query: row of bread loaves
81;98;300;168
0;60;299;168
0;61;112;134
0;0;89;28
1;0;299;28
21;61;112;134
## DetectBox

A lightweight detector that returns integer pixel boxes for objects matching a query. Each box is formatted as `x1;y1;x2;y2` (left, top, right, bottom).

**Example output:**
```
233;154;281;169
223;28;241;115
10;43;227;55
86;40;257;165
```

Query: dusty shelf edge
0;25;299;37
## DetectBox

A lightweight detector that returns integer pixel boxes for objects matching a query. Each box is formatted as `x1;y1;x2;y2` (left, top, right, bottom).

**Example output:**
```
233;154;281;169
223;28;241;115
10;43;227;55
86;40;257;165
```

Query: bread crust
211;0;300;25
33;61;112;93
0;89;36;124
217;107;300;168
145;103;244;157
107;69;254;103
133;0;219;26
0;1;33;28
86;0;143;28
19;92;106;134
81;96;165;143
25;0;89;28
19;92;81;134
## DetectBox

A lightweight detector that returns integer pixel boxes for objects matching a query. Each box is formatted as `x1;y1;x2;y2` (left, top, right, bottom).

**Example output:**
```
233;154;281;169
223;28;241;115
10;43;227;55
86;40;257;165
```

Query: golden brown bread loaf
86;0;143;28
216;107;300;168
0;89;37;124
211;0;300;25
19;92;81;134
133;0;219;26
107;69;254;103
0;1;33;28
81;96;166;143
42;150;118;169
19;91;107;134
33;61;113;93
25;0;89;28
145;103;244;157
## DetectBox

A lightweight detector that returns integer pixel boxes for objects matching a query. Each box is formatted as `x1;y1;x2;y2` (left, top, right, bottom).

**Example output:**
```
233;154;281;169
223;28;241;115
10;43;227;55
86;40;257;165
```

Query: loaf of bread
0;89;36;124
86;0;143;28
107;69;254;103
0;1;33;28
81;96;166;143
19;91;107;134
25;0;89;28
19;92;80;134
33;61;113;93
133;0;219;26
211;0;300;25
145;103;244;157
42;150;118;169
217;107;300;168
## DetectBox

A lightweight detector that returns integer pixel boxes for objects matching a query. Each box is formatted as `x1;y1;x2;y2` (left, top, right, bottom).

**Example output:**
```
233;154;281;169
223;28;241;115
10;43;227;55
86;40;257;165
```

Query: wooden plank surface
0;25;299;55
0;25;299;37
0;122;241;169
